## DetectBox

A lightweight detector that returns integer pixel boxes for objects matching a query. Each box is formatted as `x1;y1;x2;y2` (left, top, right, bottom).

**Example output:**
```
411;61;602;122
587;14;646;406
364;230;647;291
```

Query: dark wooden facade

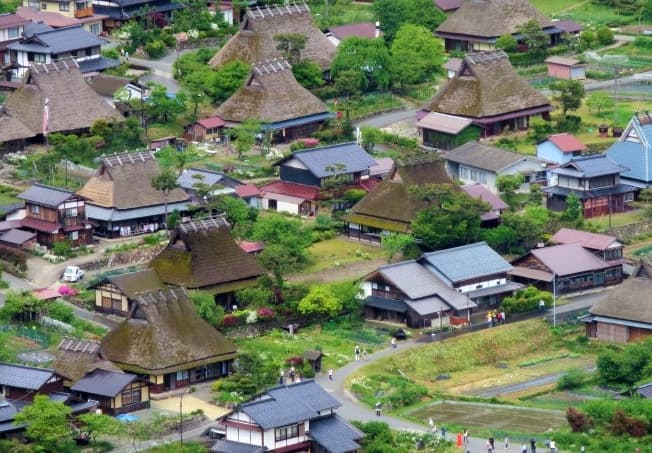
279;165;361;189
73;380;150;416
2;374;64;401
149;361;232;394
94;282;130;317
585;322;652;344
421;125;481;150
23;196;92;247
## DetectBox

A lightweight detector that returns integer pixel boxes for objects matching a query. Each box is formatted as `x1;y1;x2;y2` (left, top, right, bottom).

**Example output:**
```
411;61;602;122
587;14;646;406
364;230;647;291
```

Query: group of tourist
486;310;506;327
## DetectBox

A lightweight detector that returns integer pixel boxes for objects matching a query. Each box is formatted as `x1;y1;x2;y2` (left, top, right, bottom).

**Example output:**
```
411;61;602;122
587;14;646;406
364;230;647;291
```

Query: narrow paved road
354;109;418;128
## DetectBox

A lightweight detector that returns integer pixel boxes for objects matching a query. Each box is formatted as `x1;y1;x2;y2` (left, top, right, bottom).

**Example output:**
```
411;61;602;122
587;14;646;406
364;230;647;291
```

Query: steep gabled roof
607;114;652;183
424;51;552;120
274;142;376;178
18;183;79;208
77;151;189;209
52;337;122;382
436;0;553;39
3;60;123;136
101;287;237;375
209;3;336;71
215;59;329;124
150;216;265;291
100;269;166;299
443;141;543;172
551;154;628;178
0;106;33;143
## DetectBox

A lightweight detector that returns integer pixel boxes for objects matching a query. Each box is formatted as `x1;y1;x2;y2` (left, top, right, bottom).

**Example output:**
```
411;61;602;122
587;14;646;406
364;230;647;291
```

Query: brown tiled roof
100;287;237;375
461;183;508;210
521;243;611;276
15;6;78;28
0;13;28;28
550;228;618;252
3;60;123;136
424;51;552;119
436;0;552;38
545;133;586;153
150;216;265;291
416;112;472;134
214;59;328;124
77;151;189;209
209;3;336;71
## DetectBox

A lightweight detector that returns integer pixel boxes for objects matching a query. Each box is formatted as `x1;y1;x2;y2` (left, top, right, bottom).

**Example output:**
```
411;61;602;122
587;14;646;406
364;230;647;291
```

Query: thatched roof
436;0;553;39
589;261;652;325
214;59;328;124
91;269;166;299
3;60;123;136
52;338;122;383
101;287;237;375
77;151;189;209
348;156;455;232
150;216;265;292
424;51;552;119
208;3;336;71
0;105;33;143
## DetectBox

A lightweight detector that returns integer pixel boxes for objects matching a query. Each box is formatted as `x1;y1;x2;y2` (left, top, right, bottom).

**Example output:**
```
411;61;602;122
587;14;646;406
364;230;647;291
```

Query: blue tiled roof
542;183;638;200
267;112;334;131
420;242;512;284
10;25;106;54
0;363;56;390
211;439;264;453
553;154;628;178
77;56;120;74
309;415;363;453
364;295;408;313
607;140;651;183
277;142;376;178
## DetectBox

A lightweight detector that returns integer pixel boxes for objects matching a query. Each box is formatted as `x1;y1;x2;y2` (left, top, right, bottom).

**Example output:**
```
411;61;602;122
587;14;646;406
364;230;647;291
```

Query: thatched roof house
435;0;559;52
101;287;237;393
150;216;265;305
423;51;553;137
215;59;331;142
582;261;652;343
3;60;122;139
345;156;455;239
77;151;190;238
208;3;336;71
52;338;122;385
0;105;33;152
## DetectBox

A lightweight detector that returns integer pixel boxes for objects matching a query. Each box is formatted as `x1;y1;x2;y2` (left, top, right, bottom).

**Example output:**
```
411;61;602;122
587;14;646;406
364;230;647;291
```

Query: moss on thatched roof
209;3;336;71
52;338;122;382
0;106;33;142
101;287;237;375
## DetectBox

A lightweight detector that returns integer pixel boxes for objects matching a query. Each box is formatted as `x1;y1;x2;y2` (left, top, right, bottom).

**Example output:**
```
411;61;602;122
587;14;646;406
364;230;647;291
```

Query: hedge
0;244;27;271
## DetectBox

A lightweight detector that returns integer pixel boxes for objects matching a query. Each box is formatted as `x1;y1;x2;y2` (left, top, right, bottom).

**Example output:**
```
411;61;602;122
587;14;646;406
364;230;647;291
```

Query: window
68;231;79;241
7;27;19;39
28;0;39;7
65;207;78;217
28;53;47;63
267;199;277;211
90;23;100;35
121;389;141;406
30;205;40;214
176;370;189;381
275;424;299;442
41;2;47;9
59;1;69;11
624;192;635;202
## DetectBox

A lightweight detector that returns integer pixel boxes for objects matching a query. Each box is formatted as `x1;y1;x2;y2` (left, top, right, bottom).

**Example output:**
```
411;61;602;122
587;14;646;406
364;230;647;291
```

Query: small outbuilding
303;349;323;373
191;116;225;142
545;56;587;80
417;111;481;150
71;369;150;415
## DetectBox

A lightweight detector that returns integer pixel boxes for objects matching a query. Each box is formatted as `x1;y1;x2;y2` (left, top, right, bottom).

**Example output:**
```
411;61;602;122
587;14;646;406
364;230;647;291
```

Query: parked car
393;328;407;340
62;266;85;282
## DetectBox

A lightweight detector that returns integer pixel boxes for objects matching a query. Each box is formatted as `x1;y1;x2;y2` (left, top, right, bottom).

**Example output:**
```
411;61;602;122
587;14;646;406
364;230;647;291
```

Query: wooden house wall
596;322;629;343
95;283;129;316
26;202;58;222
629;327;652;342
512;254;550;273
279;166;320;187
422;125;480;150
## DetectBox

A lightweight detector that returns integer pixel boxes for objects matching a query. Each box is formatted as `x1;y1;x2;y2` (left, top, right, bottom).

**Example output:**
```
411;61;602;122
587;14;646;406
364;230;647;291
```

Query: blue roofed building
92;0;183;30
543;154;638;218
607;113;652;188
215;380;363;453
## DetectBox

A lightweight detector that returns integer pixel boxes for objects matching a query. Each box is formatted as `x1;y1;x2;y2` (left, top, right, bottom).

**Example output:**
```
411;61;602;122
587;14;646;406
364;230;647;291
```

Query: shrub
0;244;27;270
557;368;588;390
52;240;73;258
58;285;78;297
145;40;166;59
222;314;238;326
47;301;74;323
610;409;649;437
566;407;592;432
501;286;552;314
0;280;8;289
102;47;120;59
257;307;275;319
596;25;614;46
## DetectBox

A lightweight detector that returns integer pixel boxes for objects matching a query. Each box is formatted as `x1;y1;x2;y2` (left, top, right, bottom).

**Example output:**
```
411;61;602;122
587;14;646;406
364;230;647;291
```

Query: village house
177;167;246;203
346;156;454;240
77;151;190;238
510;243;623;293
545;56;587;80
91;268;165;316
209;3;336;73
325;22;381;46
0;13;28;70
416;111;481;150
435;0;561;52
215;60;332;143
71;369;150;415
536;133;586;165
17;0;106;35
607;112;652;188
423;51;553;137
101;287;237;393
461;183;509;226
0;105;33;153
543;154;638;218
214;380;363;453
7;24;118;78
92;0;183;30
581;261;652;343
52;337;124;386
150;216;265;308
550;227;624;264
443;141;548;194
259;142;376;216
190;116;225;142
0;229;36;250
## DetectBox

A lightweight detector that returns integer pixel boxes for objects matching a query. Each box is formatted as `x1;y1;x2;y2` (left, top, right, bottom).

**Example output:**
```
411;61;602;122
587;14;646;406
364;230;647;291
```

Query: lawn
555;1;638;26
585;209;643;232
314;2;375;28
327;93;406;121
298;237;384;276
530;0;585;16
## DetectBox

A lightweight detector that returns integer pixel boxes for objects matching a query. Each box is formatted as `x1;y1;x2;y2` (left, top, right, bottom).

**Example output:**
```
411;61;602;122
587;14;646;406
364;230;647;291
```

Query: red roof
235;183;261;198
554;20;582;34
32;288;61;301
16;6;79;28
328;22;380;40
550;227;619;251
461;183;509;210
238;240;264;254
528;243;611;276
547;133;586;153
261;181;319;201
197;116;225;129
0;13;28;28
20;217;60;233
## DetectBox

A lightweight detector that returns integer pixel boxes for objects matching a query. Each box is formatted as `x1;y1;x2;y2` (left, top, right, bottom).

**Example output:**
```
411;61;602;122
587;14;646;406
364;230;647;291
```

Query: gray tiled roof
443;141;536;173
10;25;106;54
553;154;628;178
70;369;136;397
77;56;120;74
0;229;36;245
18;183;75;207
635;383;652;399
211;439;264;453
308;414;363;453
277;142;376;178
177;168;241;191
23;22;53;35
420;242;512;284
0;401;18;423
0;363;57;390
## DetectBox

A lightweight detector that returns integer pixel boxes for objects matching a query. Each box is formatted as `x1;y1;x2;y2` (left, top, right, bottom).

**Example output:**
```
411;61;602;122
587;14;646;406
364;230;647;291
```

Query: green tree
586;91;614;117
527;184;543;206
331;37;392;92
373;0;446;42
389;24;444;87
550;79;585;117
211;195;258;237
0;291;46;322
596;25;615;45
334;69;365;99
579;29;597;50
274;33;307;65
14;395;72;451
144;82;187;123
381;233;415;263
496;174;525;210
292;60;325;89
495;34;518;52
155;144;201;176
480;224;519;254
189;290;224;327
360;126;381;153
516;20;548;54
229;119;260;160
561;193;584;225
502;205;551;248
151;168;179;229
77;413;120;443
298;284;343;319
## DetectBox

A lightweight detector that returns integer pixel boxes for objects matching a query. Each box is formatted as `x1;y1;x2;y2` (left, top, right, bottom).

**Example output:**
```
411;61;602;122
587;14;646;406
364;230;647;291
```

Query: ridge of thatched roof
0;105;34;142
77;151;189;209
3;60;123;136
52;338;122;382
349;157;454;229
214;59;328;124
436;0;553;39
424;51;552;119
208;3;336;71
100;287;237;375
150;216;265;291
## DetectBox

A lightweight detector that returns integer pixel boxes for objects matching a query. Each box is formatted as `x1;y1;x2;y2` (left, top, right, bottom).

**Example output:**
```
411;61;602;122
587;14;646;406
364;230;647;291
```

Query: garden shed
545;56;587;80
303;349;323;373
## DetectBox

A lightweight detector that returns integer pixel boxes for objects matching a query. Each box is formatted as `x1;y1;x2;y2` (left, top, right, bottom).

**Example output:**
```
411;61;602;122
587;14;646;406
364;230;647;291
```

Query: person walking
428;417;434;432
390;337;397;348
521;443;528;453
463;428;469;443
539;299;545;312
487;438;493;453
354;345;360;361
504;435;510;449
328;368;333;381
440;425;447;440
375;401;382;416
278;368;284;385
549;439;556;453
530;437;537;453
489;437;495;451
362;348;368;361
289;367;296;383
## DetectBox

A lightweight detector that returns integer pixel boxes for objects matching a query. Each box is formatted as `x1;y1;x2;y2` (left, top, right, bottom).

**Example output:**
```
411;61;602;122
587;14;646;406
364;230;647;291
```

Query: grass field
585;209;643;231
530;0;585;16
300;237;384;275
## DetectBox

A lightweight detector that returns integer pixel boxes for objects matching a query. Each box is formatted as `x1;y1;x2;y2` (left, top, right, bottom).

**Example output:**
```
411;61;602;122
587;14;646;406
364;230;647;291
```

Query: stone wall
604;220;652;240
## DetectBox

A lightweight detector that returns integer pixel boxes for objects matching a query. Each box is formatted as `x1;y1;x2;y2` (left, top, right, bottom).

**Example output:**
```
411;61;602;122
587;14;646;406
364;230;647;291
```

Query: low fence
1;324;49;348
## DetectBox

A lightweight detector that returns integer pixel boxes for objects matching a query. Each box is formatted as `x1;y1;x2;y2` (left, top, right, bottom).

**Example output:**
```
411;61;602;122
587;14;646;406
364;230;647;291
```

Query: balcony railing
75;7;93;18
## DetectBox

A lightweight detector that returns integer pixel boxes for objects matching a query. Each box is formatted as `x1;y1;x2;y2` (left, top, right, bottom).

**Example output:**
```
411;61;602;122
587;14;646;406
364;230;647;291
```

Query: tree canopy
331;37;392;92
390;24;444;87
373;0;446;42
550;79;585;117
14;395;72;451
298;284;343;318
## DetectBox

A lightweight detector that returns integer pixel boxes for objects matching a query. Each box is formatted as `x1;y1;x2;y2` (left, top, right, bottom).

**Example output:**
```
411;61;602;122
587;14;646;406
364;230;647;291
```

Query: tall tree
144;82;187;123
516;20;548;54
77;413;120;444
381;233;415;263
390;24;444;87
228;119;261;160
550;80;585;117
298;285;343;319
374;0;446;42
331;37;392;92
497;174;525;210
151;168;179;229
14;395;72;451
155;144;201;176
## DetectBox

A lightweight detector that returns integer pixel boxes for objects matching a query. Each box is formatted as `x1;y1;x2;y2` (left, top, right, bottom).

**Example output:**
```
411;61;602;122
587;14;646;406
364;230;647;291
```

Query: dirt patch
288;256;386;284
